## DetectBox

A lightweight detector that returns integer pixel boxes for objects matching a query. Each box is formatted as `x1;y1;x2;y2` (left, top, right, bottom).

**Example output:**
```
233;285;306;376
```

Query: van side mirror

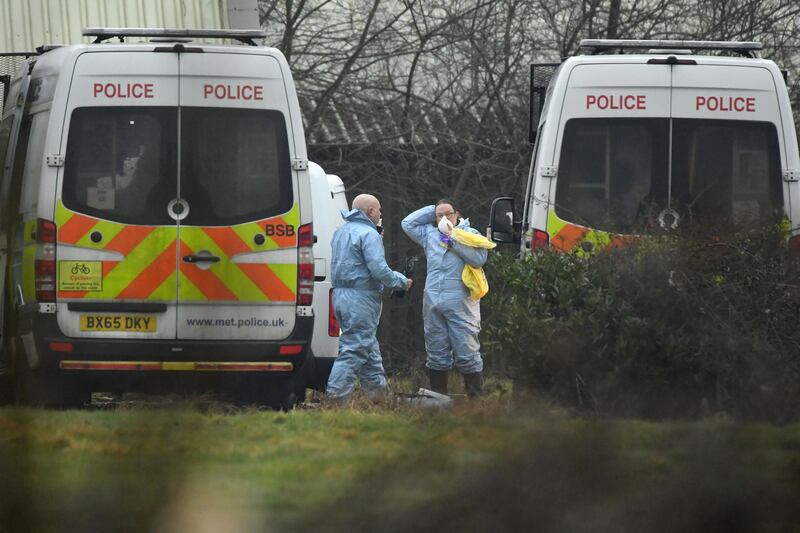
488;197;519;244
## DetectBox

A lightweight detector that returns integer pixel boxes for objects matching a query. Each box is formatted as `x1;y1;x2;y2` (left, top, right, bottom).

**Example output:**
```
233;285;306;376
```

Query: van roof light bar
82;27;267;46
579;39;763;58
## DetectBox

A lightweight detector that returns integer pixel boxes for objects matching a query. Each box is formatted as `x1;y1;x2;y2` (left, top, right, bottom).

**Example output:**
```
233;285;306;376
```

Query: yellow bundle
450;228;497;300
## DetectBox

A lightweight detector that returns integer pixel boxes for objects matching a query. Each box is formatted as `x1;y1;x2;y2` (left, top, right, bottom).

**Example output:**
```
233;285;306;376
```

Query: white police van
0;28;316;407
489;40;800;254
305;162;346;392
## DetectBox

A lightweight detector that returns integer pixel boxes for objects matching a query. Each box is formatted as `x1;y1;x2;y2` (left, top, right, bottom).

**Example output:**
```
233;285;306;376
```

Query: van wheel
239;376;295;411
231;375;295;411
14;349;89;409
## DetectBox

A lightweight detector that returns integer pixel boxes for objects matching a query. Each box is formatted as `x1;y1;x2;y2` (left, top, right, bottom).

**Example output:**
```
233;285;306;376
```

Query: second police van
489;40;800;254
0;28;320;407
308;162;346;391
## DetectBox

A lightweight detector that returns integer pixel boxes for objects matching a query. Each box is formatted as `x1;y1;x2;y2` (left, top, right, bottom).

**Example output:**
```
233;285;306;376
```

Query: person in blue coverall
402;200;488;397
326;194;412;399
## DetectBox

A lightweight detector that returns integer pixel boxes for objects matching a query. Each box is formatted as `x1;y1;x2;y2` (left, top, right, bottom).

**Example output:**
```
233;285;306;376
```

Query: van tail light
35;218;57;303
279;344;303;355
531;229;549;250
328;288;340;337
789;235;800;257
297;223;314;306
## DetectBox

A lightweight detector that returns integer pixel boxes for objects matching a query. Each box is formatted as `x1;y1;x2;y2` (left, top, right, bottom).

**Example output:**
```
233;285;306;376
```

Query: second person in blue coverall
326;194;412;399
402;200;488;397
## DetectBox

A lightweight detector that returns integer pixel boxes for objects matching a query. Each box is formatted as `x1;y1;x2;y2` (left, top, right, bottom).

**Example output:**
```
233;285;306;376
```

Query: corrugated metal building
0;0;258;109
0;0;241;52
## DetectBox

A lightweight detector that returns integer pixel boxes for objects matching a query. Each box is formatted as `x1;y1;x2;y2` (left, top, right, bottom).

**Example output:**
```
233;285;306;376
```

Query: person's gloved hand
439;233;454;247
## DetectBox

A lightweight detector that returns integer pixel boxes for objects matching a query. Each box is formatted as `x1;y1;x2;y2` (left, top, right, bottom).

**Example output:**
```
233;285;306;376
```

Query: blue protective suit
326;208;408;398
402;205;487;374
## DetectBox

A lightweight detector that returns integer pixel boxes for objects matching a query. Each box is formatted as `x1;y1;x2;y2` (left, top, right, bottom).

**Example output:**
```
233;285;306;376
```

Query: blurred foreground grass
1;395;800;533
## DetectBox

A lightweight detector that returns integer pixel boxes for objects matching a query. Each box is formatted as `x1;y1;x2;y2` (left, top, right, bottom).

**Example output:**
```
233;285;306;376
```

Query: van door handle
182;254;220;264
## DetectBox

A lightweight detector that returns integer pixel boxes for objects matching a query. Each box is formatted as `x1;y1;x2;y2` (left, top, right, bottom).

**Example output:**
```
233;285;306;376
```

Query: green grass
1;401;800;532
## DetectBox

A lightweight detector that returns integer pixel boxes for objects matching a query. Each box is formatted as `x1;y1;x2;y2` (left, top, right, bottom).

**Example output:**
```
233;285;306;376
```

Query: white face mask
438;216;454;234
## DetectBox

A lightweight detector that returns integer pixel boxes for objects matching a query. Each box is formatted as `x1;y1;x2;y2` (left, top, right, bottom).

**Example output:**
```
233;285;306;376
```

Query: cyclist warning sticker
59;261;102;291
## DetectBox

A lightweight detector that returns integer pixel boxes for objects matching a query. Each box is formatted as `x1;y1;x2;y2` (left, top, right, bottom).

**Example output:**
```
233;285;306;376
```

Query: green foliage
484;227;800;421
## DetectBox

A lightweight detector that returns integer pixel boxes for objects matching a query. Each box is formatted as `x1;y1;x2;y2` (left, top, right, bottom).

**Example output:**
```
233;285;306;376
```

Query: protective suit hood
340;208;376;228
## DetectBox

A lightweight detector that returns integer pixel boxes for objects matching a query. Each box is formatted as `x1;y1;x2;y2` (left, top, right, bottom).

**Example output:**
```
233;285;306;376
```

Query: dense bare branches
259;0;800;364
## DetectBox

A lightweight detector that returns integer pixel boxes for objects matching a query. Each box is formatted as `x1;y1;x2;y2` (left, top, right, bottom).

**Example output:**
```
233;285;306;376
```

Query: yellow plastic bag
462;264;489;300
450;228;496;300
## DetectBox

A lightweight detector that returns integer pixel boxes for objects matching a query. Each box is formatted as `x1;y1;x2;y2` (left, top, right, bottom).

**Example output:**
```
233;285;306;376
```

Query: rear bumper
25;312;314;374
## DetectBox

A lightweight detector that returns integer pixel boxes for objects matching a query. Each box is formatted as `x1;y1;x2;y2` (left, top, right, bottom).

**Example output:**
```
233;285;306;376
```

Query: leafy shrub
483;226;800;421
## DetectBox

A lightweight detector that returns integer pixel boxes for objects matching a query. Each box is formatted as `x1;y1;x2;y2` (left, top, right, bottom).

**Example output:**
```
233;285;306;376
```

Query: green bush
483;227;800;421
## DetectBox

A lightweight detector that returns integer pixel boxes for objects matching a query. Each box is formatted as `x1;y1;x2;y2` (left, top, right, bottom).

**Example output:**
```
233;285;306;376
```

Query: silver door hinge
783;169;799;182
46;154;65;167
541;165;558;178
38;302;56;314
291;158;308;171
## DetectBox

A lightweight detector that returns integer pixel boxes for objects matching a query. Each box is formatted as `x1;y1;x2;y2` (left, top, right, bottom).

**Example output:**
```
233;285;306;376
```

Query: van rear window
180;108;292;226
63;107;177;225
555;118;783;234
63;107;293;227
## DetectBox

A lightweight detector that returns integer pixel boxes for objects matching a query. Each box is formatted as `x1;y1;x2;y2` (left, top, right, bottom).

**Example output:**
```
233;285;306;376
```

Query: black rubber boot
463;372;483;398
428;369;448;395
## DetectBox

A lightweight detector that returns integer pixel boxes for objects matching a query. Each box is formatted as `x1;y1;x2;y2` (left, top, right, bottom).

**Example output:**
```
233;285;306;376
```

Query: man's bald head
352;194;382;225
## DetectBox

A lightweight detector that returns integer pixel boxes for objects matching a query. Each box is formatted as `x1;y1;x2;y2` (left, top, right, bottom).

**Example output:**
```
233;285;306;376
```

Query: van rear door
551;63;671;246
57;51;179;340
175;52;297;341
670;64;784;229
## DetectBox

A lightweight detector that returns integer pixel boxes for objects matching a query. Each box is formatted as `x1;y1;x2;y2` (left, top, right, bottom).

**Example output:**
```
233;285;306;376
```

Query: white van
489;40;800;255
0;28;316;407
305;162;346;392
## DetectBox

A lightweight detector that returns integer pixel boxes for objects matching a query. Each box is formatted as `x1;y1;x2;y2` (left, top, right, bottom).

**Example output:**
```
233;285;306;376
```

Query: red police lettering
203;84;264;101
92;82;154;99
586;94;646;110
695;95;755;113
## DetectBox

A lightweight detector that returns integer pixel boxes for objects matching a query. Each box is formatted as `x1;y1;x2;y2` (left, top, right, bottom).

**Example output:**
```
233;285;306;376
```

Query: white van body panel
309;162;346;359
561;62;672;119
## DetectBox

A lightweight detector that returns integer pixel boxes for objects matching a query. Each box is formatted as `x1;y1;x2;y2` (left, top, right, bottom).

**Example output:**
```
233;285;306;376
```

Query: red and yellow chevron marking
547;210;630;255
178;227;296;302
551;223;589;252
55;202;299;302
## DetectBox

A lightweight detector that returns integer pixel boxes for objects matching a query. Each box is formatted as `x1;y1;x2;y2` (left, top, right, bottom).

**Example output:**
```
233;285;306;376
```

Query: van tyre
250;376;297;411
231;375;296;411
13;347;89;409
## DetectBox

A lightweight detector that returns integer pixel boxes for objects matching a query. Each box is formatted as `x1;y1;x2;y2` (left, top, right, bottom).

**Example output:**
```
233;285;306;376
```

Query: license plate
80;314;157;332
